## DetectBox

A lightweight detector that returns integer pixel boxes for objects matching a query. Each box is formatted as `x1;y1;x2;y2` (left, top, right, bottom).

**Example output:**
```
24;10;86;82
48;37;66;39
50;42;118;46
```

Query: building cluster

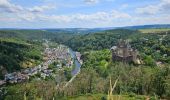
3;64;54;84
5;72;29;83
0;44;75;86
0;80;6;86
76;52;83;64
44;45;73;68
111;40;140;64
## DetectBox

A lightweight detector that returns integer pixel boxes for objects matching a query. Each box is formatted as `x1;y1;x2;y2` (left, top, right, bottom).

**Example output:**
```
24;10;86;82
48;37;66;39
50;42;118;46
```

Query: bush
101;96;107;100
128;92;136;97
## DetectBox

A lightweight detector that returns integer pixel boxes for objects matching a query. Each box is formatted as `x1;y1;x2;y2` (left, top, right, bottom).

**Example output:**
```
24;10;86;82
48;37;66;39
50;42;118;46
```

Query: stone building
111;40;140;64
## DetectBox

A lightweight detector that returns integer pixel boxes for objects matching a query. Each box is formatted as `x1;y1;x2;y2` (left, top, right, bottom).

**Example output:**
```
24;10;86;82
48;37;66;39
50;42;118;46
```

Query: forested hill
0;30;73;40
0;38;43;79
0;30;78;45
51;28;170;64
0;30;53;40
63;29;140;51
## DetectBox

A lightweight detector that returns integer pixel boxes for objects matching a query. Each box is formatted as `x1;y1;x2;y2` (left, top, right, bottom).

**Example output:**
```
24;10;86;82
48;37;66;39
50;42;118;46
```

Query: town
0;41;82;86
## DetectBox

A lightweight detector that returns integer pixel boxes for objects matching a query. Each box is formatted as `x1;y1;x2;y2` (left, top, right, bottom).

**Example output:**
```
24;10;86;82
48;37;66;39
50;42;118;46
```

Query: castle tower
111;39;140;63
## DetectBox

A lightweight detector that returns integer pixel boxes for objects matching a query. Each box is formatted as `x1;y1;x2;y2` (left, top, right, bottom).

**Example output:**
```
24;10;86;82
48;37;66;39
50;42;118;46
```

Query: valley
1;0;170;99
0;27;170;100
0;39;83;87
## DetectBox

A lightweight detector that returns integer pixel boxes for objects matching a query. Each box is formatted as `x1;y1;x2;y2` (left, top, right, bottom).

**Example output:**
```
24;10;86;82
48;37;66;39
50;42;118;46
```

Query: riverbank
69;49;82;76
63;49;83;88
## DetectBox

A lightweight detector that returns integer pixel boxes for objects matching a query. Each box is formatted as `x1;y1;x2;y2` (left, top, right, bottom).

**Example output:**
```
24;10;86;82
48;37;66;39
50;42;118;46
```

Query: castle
111;40;140;64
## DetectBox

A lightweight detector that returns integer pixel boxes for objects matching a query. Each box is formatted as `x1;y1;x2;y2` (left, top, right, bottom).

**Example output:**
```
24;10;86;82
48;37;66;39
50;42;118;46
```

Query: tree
143;55;156;66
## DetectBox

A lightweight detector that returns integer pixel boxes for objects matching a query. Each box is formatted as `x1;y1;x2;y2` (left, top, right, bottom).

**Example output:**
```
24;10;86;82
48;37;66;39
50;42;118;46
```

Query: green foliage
139;28;170;33
63;49;170;99
0;30;51;40
0;28;170;99
131;32;170;64
0;38;43;76
64;67;72;81
49;61;58;69
0;71;3;79
4;81;56;100
82;49;111;77
63;94;148;100
52;28;169;65
64;29;140;52
143;55;156;66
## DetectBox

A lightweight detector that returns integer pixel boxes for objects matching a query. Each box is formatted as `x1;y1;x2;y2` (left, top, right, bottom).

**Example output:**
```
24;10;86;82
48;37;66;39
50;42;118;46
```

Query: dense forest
0;30;75;41
59;29;140;51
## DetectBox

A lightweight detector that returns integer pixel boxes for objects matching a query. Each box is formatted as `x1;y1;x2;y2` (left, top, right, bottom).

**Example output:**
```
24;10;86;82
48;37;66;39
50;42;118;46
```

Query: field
139;28;170;33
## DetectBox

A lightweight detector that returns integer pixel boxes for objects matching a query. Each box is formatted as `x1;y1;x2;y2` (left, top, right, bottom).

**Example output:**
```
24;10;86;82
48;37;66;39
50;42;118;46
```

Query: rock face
111;40;140;64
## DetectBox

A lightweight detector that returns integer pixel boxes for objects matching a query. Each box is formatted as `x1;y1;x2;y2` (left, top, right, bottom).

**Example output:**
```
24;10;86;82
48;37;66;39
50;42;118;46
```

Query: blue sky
0;0;170;28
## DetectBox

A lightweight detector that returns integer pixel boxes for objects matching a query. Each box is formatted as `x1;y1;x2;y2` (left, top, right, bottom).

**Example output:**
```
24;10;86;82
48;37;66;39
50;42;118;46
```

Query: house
41;73;46;79
16;73;29;82
5;73;15;81
0;80;6;86
5;72;29;83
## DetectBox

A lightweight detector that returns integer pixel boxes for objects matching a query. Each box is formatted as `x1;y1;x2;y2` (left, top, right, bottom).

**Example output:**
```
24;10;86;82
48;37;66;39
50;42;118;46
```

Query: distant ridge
0;24;170;32
43;24;170;34
121;24;170;30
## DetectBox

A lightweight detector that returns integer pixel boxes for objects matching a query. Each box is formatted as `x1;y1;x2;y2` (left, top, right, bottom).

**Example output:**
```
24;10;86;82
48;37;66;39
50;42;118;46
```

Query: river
69;48;81;76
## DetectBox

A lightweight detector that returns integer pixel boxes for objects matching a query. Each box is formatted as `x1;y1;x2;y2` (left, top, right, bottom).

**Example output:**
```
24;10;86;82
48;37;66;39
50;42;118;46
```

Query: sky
0;0;170;28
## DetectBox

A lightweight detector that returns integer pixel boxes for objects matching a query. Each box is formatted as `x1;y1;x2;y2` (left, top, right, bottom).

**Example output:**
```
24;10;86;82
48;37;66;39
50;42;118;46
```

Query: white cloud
17;13;37;21
129;14;170;25
28;5;56;13
84;0;99;4
8;9;131;27
160;0;170;11
0;0;134;28
136;5;160;15
41;10;131;23
106;0;115;2
136;0;170;15
120;4;129;10
0;0;56;14
0;0;169;28
84;0;115;4
161;0;170;3
0;0;24;13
